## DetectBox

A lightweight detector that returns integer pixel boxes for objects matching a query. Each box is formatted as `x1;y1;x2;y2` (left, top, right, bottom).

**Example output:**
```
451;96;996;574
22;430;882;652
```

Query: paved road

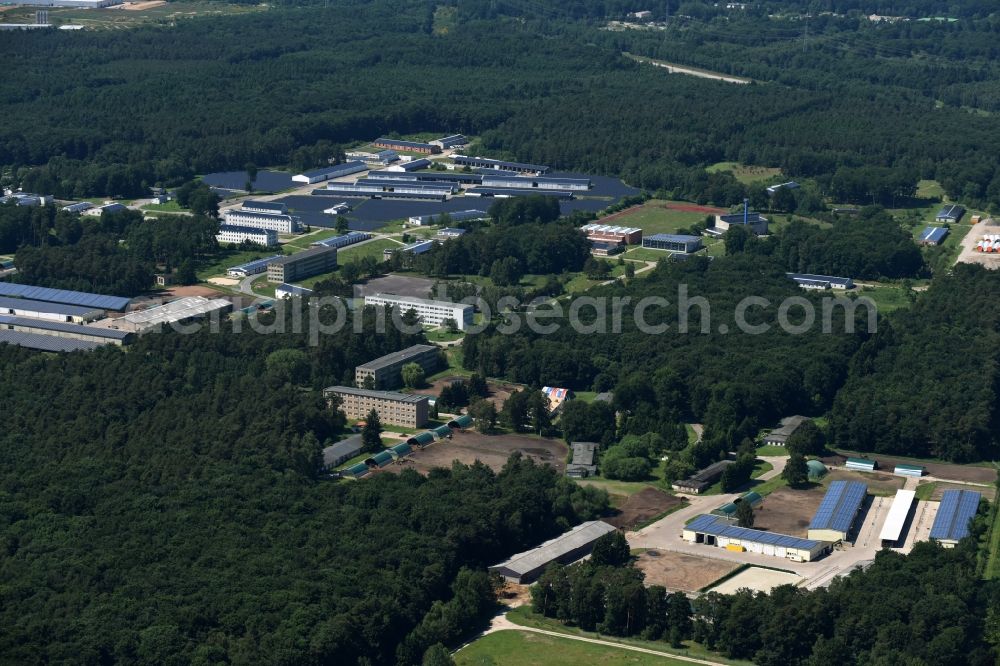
468;611;729;666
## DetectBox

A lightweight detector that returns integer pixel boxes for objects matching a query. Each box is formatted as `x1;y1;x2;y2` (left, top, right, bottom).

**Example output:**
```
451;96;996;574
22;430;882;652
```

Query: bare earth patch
635;550;737;593
605;487;685;530
385;431;567;475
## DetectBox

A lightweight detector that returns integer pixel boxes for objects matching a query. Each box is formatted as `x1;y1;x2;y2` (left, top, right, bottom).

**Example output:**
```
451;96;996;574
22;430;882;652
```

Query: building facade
364;293;474;330
355;344;441;390
267;245;338;283
373;138;441;154
292;161;367;184
324;386;430;428
642;234;703;253
224;209;299;234
215;224;278;246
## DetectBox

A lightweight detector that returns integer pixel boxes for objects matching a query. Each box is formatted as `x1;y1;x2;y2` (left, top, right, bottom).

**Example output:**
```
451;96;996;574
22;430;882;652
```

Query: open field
635;549;737;593
0;1;266;29
196;248;282;280
707;567;801;595
753;485;827;537
456;630;693;666
338;238;400;265
605;200;720;235
386;431;567;475
822;452;997;485
605;487;685;530
705;162;782;185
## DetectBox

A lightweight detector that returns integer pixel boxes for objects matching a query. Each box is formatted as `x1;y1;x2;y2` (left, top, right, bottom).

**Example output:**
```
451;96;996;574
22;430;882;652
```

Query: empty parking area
634;549;738;593
391;431;567;474
707;567;802;595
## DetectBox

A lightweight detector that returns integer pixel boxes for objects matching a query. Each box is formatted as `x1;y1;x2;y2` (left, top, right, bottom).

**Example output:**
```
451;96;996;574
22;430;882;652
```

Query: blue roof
646;234;702;243
0;295;102;316
356;178;453;191
919;227;949;243
300;161;366;178
276;283;313;296
397;159;433;171
345;462;369;477
0;282;130;311
930;490;981;541
809;480;867;533
228;255;284;273
687;514;820;550
936;204;965;220
466;187;573;199
0;329;104;352
453;155;550;172
242;200;287;212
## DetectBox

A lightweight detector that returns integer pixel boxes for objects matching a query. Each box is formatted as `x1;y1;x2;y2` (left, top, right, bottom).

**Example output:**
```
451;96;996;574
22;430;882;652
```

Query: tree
666;591;692;646
468;399;497;433
624;262;635;279
175;259;197;286
500;389;530;432
734;500;754;528
489;256;522;286
421;644;454;666
590;530;630;567
362;408;382;453
244;162;258;185
782;452;809;487
401;362;426;389
265;348;309;385
786;420;824;457
335;216;350;234
583;257;611;279
442;317;458;334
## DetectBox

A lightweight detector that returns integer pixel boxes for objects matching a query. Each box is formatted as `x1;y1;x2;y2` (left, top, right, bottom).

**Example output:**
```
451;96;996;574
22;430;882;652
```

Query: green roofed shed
368;451;394;467
433;425;453;438
807;460;828;478
407;432;435;446
390;443;413;458
345;463;369;478
448;414;474;429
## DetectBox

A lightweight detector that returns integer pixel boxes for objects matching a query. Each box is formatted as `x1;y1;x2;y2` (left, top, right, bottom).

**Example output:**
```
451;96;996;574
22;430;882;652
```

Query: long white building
223;209;299;234
364;293;474;330
215;224;278;246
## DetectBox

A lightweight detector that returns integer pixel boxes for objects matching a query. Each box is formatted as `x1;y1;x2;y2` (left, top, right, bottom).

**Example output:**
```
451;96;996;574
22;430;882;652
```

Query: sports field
456;630;694;666
599;200;721;235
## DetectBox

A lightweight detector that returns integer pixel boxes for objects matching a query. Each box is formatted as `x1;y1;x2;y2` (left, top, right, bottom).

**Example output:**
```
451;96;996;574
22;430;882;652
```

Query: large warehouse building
581;224;643;245
0;282;130;311
267;245;338;283
292;161;367;184
364;293;474;330
0;314;131;347
116;297;232;334
355;344;441;390
323;386;430;428
683;514;828;562
0;295;103;324
878;489;916;547
489;521;617;583
452;155;549;174
808;480;868;542
373;138;441;155
480;175;591;191
930;489;981;548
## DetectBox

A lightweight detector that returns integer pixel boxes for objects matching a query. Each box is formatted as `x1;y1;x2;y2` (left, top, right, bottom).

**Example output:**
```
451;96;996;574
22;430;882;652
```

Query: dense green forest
0;303;608;663
533;532;1000;665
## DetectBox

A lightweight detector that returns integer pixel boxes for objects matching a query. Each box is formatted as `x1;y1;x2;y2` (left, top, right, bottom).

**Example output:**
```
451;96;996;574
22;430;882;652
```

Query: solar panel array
687;514;820;550
0;314;130;340
0;329;103;353
808;480;868;532
0;282;130;311
930;490;981;542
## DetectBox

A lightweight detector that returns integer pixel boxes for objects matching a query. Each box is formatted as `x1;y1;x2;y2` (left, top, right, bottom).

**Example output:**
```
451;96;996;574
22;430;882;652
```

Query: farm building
480;175;591;191
541;386;574;413
465;186;573;199
787;273;854;290
642;234;703;253
448;414;474;429
0;282;130;311
0;295;103;324
343;463;369;479
390;443;413;459
275;284;313;300
683;515;828;562
452;155;549;174
878;489;916;547
0;314;131;347
845;457;877;472
321;185;447;202
62;201;94;214
430;134;468;149
384;158;434;173
918;227;949;245
566;442;598;478
375;171;483;186
672;460;734;494
935;204;965;223
364;293;474;330
581;224;643;245
711;491;764;519
82;202;127;217
322;434;364;469
762;415;808;446
0;329;104;353
930;489;981;547
894;464;925;478
292;161;367;184
355;344;441;390
310;231;372;249
406;432;435;447
346;149;399;165
374;138;441;154
408;209;487;226
488;521;617;583
366;450;395;468
432;424;453;439
807;480;868;542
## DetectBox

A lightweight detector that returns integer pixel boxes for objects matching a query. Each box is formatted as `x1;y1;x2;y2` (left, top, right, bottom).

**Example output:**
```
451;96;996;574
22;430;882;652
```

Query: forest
532;530;1000;665
0;301;609;664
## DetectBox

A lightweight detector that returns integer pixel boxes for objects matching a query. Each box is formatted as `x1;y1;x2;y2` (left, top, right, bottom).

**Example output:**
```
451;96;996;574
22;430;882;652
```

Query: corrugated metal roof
390;443;413;457
0;314;129;340
930;489;981;542
490;521;616;576
466;186;573;199
878;489;915;542
935;204;965;220
324;385;429;404
345;463;369;477
453;155;550;173
432;425;453;437
357;344;438;372
0;282;130;310
787;273;854;287
646;234;702;243
687;514;820;550
809;480;867;533
322;435;363;467
448;414;473;428
0;329;104;352
407;432;434;446
121;297;231;328
919;227;949;243
0;295;103;317
369;450;394;467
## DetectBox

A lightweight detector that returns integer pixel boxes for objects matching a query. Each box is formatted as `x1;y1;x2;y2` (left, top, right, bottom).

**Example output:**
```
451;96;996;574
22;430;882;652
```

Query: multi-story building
224;209;299;234
581;223;643;245
215;224;278;246
364;293;474;330
323;386;430;428
373;138;441;155
355;344;441;390
266;245;338;283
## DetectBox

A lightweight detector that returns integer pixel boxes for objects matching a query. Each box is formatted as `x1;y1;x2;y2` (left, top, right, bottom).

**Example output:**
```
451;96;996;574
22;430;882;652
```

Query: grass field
755;445;790;457
852;285;915;314
609;200;710;235
0;1;266;29
983;494;1000;579
425;327;464;343
338;238;399;264
139;200;187;213
283;229;343;251
456;630;693;666
706;162;782;185
196;248;283;280
916;179;945;199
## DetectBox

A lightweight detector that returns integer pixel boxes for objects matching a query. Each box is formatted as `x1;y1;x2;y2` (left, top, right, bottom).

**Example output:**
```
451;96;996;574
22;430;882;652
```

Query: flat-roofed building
452;155;549;174
364;293;474;330
292;161;367;184
383;239;436;260
216;224;278;246
0;295;103;323
489;521;617;583
323;386;430;428
642;234;703;253
267;245;337;283
715;210;768;235
879;489;916;547
116;296;232;334
480;175;591;191
241;200;288;215
0;314;131;346
581;223;643;245
0;282;130;311
683;514;828;562
355;344;441;390
224;209;299;234
591;240;624;256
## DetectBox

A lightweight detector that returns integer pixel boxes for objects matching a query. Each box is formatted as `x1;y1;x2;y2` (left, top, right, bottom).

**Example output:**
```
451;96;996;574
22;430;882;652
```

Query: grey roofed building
672;460;734;494
0;329;104;352
242;200;288;214
452;155;550;174
0;313;131;342
567;442;598;478
935;203;965;222
762;415;808;446
918;226;949;245
488;521;617;583
322;434;364;469
356;344;439;372
0;295;104;320
593;392;614;403
786;273;854;290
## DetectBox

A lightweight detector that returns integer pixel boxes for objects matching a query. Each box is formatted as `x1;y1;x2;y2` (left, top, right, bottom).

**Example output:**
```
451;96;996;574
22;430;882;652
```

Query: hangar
489;521;617;583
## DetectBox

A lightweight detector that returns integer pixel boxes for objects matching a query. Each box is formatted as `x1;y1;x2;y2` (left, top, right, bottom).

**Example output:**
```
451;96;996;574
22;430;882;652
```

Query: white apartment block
364;293;474;330
223;209;300;234
215;224;277;246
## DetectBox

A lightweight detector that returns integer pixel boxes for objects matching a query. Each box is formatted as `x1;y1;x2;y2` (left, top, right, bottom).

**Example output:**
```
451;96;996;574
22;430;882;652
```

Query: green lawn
915;481;940;502
283;229;343;251
456;630;693;666
425;327;464;343
685;424;699;445
916;179;945;199
610;200;711;235
562;264;627;294
983;496;1000;579
706;162;782;185
849;285;914;314
139;200;186;213
756;445;790;457
196;248;284;280
506;607;751;665
622;247;671;262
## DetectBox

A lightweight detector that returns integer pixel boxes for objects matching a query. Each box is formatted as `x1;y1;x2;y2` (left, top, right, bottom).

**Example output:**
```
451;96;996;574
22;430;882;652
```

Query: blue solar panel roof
687;514;820;550
0;295;102;317
467;187;574;199
647;234;702;243
809;480;867;532
0;314;130;340
919;227;949;243
0;329;104;352
930;490;981;541
0;282;130;311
